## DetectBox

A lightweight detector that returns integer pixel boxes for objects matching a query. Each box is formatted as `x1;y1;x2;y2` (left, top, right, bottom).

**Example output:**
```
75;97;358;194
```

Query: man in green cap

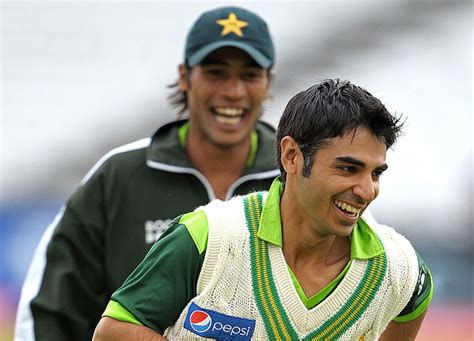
15;6;278;340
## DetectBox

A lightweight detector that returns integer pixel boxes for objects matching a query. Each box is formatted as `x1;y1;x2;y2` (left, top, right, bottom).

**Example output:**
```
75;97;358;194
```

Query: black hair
276;78;405;183
167;81;188;117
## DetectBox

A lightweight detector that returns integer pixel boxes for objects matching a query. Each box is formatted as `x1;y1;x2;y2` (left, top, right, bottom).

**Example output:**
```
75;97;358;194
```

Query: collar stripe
243;192;388;340
308;253;387;340
245;193;297;339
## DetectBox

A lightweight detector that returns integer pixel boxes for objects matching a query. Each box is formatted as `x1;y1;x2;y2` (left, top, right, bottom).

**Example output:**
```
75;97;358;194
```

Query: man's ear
178;64;190;92
280;136;302;176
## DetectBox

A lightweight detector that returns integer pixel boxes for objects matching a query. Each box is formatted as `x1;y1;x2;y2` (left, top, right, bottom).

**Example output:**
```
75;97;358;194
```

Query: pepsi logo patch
189;310;212;332
184;302;255;340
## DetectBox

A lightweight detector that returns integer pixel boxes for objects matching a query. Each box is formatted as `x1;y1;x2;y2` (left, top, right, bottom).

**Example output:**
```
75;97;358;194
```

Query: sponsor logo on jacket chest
144;219;172;244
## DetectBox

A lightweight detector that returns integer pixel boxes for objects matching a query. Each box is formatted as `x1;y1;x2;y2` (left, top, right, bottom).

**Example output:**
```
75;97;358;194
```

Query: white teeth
214;107;244;117
214;107;244;125
215;115;241;125
334;200;361;215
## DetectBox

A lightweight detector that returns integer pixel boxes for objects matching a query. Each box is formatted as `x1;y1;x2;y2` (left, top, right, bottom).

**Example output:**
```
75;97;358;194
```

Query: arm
93;317;166;341
380;251;433;340
100;212;207;335
379;310;427;341
15;170;108;340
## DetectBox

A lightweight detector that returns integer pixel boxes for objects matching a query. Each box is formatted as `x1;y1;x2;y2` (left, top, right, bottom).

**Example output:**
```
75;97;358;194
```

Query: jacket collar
146;119;278;174
258;178;384;260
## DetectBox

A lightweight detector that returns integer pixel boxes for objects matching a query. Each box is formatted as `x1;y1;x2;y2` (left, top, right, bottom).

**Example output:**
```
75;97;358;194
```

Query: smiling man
15;6;280;341
93;79;433;340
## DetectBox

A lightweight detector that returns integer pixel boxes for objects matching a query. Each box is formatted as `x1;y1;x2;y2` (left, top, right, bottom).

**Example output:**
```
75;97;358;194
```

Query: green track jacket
15;119;279;341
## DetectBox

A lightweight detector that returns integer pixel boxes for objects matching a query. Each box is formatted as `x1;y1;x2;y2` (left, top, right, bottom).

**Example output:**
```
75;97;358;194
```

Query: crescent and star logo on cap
216;13;248;37
185;7;274;68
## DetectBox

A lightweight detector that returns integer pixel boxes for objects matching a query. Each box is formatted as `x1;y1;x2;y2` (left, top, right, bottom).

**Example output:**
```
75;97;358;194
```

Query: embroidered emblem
216;13;248;37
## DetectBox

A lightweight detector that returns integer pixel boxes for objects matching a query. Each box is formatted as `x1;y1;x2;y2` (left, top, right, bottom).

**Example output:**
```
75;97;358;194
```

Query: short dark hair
276;78;405;183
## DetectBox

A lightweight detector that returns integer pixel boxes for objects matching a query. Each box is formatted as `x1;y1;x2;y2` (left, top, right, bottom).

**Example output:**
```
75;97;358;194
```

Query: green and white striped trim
243;192;387;340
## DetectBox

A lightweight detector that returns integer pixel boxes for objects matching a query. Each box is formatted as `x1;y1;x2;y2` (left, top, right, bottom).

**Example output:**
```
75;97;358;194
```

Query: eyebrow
335;156;388;171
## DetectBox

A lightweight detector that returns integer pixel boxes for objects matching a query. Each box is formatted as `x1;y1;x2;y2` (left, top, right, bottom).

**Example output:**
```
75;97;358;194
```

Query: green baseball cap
185;6;275;69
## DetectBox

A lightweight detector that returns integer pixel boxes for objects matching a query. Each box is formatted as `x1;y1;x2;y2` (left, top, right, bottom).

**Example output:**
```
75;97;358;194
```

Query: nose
352;174;378;203
222;77;246;100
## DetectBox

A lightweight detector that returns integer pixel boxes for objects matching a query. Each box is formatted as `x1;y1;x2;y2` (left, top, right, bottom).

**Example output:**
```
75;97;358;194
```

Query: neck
279;183;351;297
186;127;252;200
280;188;350;268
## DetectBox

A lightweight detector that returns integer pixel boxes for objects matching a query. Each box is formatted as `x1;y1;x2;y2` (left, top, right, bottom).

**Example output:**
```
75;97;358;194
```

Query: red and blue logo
189;310;212;332
184;302;255;340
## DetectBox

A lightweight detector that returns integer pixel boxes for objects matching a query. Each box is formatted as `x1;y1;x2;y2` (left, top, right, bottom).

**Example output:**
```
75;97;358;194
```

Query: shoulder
371;223;416;258
184;192;266;252
139;213;207;269
370;224;434;322
371;224;420;293
200;195;248;226
79;138;151;186
176;210;209;255
197;195;255;246
200;192;267;246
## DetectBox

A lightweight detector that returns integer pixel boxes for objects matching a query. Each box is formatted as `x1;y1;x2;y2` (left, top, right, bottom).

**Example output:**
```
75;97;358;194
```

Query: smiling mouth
212;107;245;125
333;199;362;218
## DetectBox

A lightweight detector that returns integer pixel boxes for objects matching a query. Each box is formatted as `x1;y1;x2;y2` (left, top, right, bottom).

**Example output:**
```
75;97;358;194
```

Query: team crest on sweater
184;302;255;340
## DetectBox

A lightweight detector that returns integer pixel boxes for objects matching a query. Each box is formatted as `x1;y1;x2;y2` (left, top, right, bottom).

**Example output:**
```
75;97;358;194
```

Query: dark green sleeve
394;252;434;322
111;217;205;334
30;170;108;341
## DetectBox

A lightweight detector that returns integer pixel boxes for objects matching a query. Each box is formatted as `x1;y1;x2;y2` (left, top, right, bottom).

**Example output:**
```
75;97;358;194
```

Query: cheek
249;84;269;102
297;177;323;209
188;77;215;100
373;182;380;199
